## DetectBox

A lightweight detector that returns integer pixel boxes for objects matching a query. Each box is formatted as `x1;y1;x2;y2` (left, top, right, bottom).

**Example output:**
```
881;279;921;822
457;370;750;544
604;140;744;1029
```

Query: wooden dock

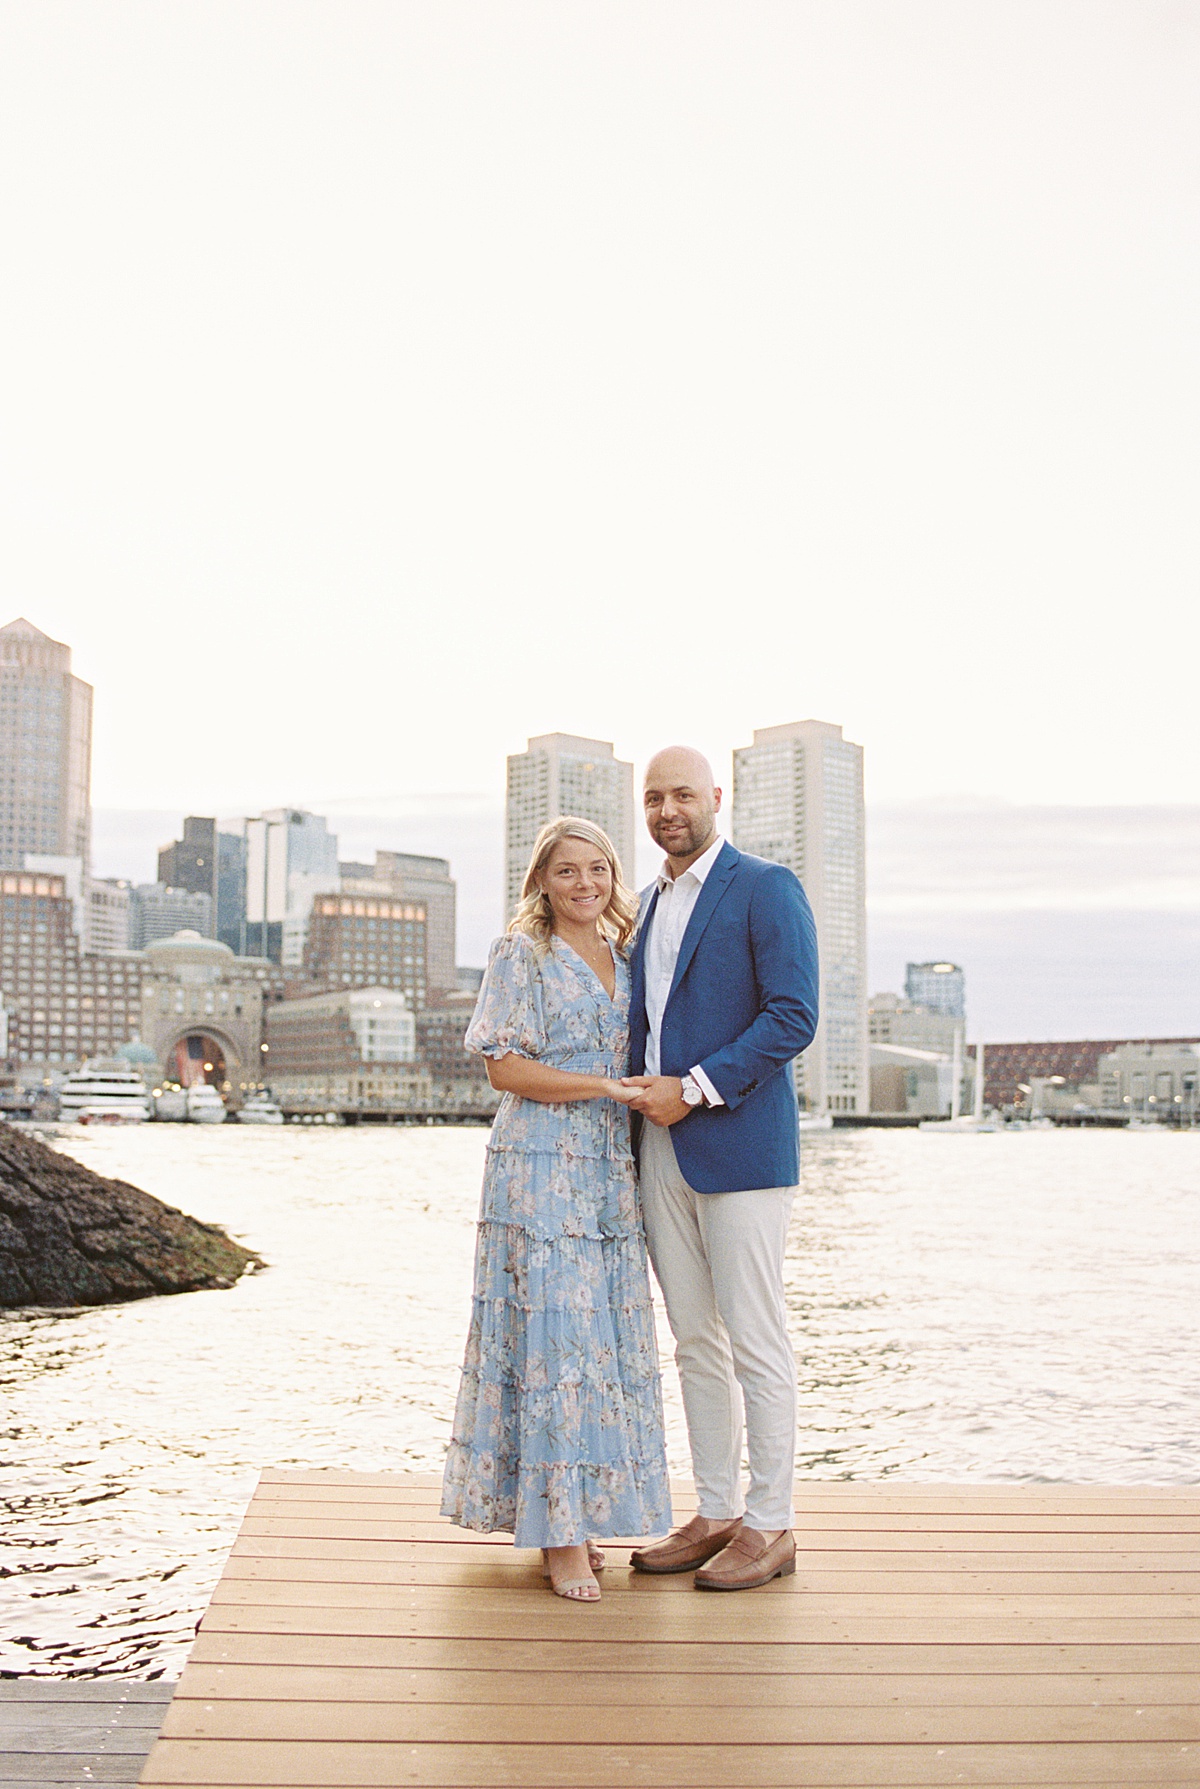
137;1472;1200;1787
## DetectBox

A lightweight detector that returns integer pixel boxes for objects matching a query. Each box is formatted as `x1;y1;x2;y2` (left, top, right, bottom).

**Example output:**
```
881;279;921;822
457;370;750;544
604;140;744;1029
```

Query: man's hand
621;1074;691;1127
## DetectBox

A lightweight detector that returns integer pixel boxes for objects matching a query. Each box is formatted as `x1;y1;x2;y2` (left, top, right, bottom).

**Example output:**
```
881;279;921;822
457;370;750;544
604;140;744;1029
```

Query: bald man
623;746;819;1591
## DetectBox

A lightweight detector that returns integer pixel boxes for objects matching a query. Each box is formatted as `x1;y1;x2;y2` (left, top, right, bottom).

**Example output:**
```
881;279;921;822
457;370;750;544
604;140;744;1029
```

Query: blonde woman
441;817;671;1601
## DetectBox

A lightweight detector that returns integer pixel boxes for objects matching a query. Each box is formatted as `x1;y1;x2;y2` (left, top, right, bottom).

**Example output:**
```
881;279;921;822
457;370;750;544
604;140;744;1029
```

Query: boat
152;1087;189;1121
798;1110;834;1132
919;1037;1002;1133
237;1091;284;1125
186;1084;227;1124
59;1059;152;1125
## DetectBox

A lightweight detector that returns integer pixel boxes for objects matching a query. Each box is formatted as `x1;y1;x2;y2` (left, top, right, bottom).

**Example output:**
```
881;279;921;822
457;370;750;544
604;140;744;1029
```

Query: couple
440;745;819;1601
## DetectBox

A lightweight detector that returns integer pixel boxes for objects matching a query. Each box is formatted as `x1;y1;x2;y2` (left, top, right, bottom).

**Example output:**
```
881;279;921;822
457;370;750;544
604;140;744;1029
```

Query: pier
130;1471;1200;1787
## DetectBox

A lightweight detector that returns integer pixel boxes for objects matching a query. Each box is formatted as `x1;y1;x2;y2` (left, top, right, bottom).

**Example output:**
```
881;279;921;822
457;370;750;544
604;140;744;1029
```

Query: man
622;745;818;1591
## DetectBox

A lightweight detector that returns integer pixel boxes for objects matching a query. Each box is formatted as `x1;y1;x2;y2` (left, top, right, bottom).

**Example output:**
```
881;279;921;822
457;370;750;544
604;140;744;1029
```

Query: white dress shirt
643;832;726;1106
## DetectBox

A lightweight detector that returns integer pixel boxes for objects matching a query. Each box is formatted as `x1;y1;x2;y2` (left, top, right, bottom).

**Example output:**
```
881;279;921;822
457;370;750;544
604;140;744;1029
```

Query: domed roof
143;929;237;965
118;1039;158;1064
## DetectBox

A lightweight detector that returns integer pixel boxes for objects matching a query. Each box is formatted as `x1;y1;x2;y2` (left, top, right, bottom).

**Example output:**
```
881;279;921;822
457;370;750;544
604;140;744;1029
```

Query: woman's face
539;836;613;931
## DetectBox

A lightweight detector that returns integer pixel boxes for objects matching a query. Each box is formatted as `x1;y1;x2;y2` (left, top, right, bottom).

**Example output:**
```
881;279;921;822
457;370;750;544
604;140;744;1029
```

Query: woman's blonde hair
509;815;639;951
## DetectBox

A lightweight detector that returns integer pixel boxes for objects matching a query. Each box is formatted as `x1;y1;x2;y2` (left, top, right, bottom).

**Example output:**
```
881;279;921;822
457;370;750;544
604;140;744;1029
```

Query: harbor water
1;1122;1197;1677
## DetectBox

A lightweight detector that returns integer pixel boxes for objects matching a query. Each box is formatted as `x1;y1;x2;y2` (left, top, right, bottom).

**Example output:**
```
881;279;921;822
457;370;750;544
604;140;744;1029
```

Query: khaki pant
638;1122;798;1531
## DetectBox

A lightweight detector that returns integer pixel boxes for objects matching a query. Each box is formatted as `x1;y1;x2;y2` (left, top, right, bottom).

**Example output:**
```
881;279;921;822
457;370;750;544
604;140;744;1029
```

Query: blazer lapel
630;884;659;1020
667;841;739;1003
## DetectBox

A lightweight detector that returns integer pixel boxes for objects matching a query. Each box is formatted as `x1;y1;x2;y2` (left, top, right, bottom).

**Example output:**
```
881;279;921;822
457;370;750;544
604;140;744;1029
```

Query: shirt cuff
690;1064;724;1108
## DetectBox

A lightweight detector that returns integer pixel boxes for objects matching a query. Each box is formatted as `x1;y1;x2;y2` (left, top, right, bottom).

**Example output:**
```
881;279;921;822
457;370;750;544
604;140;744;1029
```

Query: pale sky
5;3;1199;1033
3;1;1197;810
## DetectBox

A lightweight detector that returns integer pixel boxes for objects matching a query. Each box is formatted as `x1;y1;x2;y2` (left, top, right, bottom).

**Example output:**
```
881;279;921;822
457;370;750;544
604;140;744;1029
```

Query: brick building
415;991;496;1113
983;1038;1200;1111
303;894;428;1010
0;869;144;1067
264;987;429;1113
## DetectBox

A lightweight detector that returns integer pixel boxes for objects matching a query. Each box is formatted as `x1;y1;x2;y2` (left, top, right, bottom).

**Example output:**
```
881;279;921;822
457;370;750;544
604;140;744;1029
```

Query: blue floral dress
440;930;672;1547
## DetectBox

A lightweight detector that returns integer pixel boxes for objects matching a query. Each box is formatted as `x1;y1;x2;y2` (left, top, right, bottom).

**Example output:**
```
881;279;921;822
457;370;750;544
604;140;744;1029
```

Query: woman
440;816;671;1601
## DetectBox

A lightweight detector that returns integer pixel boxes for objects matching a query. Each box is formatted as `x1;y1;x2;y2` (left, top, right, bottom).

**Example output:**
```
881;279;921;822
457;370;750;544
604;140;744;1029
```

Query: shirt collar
656;831;726;893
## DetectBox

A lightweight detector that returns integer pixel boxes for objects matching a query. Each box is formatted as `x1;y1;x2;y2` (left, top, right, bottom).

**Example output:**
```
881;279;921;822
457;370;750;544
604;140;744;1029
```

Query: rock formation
0;1122;262;1308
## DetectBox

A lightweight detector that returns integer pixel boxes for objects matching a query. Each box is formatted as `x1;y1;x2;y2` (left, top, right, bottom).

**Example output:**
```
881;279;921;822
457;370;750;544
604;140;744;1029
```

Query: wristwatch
680;1074;706;1109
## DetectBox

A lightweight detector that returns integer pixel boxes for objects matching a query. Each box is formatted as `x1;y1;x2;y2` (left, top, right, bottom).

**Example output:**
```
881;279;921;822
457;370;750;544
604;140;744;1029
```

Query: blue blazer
630;841;819;1194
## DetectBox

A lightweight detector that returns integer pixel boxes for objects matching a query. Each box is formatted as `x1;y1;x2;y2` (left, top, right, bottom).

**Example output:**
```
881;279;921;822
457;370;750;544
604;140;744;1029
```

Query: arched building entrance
168;1032;229;1091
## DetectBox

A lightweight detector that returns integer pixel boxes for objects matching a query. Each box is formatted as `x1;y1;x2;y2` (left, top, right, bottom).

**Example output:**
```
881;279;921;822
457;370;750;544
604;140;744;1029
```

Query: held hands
620;1075;692;1127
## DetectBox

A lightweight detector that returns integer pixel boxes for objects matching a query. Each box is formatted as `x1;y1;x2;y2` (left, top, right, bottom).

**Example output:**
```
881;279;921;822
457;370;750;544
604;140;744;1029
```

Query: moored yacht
237;1091;284;1125
59;1059;152;1125
186;1084;227;1124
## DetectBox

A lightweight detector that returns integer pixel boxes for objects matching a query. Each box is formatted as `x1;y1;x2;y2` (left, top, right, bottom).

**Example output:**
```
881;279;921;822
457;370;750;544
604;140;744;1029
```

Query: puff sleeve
464;933;547;1060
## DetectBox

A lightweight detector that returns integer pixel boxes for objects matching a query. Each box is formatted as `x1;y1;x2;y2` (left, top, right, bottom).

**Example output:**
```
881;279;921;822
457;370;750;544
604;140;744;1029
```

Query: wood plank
249;1485;1200;1515
219;1554;1200;1596
0;1686;173;1705
207;1577;1200;1618
171;1661;1200;1706
158;1698;1200;1744
199;1606;1200;1643
137;1736;1200;1785
229;1535;1200;1572
237;1509;1200;1538
186;1630;1200;1675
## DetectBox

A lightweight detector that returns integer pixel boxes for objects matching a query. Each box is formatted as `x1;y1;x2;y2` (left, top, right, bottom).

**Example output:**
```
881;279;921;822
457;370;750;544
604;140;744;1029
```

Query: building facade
1096;1042;1200;1120
0;619;93;872
242;809;339;964
264;986;430;1113
732;719;868;1115
415;991;497;1113
129;883;214;949
905;961;966;1019
139;931;281;1100
359;852;457;998
868;991;961;1054
0;869;145;1067
505;733;636;915
303;892;428;1010
87;878;131;953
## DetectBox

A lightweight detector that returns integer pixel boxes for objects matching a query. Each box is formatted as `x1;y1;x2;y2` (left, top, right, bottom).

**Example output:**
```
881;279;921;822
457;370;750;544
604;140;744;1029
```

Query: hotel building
505;733;635;915
732;719;868;1115
303;893;428;1011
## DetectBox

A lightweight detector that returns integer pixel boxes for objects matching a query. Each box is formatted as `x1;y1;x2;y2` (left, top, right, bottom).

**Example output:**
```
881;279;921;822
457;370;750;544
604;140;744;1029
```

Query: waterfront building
303;892;428;1010
415;991;497;1112
156;817;247;950
138;930;281;1100
869;1043;957;1119
0;869;145;1065
264;986;430;1114
0;619;93;872
128;883;214;949
868;991;961;1054
342;852;457;997
87;878;131;953
241;809;339;964
905;961;966;1019
505;733;635;915
732;718;868;1115
1096;1042;1200;1120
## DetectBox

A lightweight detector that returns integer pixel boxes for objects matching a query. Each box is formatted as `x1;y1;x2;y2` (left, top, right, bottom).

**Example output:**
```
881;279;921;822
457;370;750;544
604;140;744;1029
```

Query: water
1;1123;1197;1677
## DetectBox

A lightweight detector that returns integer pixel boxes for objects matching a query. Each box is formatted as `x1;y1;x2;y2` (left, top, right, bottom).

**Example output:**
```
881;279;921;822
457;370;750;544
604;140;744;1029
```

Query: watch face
683;1079;702;1105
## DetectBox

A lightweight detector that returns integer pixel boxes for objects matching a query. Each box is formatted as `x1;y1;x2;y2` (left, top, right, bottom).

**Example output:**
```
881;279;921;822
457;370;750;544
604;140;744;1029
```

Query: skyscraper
0;619;93;871
505;733;635;915
157;816;247;951
905;961;966;1020
732;719;868;1115
241;809;339;965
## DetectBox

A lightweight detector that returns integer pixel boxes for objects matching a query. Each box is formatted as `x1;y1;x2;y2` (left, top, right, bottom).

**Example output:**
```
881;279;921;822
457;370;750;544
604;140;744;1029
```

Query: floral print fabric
440;930;672;1546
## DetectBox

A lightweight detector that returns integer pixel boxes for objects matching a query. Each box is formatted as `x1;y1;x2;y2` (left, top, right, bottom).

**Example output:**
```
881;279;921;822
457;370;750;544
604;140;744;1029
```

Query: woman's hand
600;1079;638;1104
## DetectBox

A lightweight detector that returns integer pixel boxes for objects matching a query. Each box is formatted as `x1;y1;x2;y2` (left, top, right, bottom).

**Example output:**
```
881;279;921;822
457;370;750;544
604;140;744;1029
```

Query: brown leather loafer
629;1513;743;1575
693;1527;796;1591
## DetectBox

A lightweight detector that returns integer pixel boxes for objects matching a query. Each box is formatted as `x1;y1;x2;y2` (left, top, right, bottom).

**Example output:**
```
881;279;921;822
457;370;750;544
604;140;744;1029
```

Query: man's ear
713;786;724;813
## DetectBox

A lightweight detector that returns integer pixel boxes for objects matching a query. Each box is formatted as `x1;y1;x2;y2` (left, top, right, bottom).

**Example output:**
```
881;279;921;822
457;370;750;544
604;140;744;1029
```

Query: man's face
643;753;720;861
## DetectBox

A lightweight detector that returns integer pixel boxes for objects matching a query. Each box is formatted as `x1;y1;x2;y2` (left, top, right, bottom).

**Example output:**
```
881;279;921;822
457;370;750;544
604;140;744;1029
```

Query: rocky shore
0;1122;262;1308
